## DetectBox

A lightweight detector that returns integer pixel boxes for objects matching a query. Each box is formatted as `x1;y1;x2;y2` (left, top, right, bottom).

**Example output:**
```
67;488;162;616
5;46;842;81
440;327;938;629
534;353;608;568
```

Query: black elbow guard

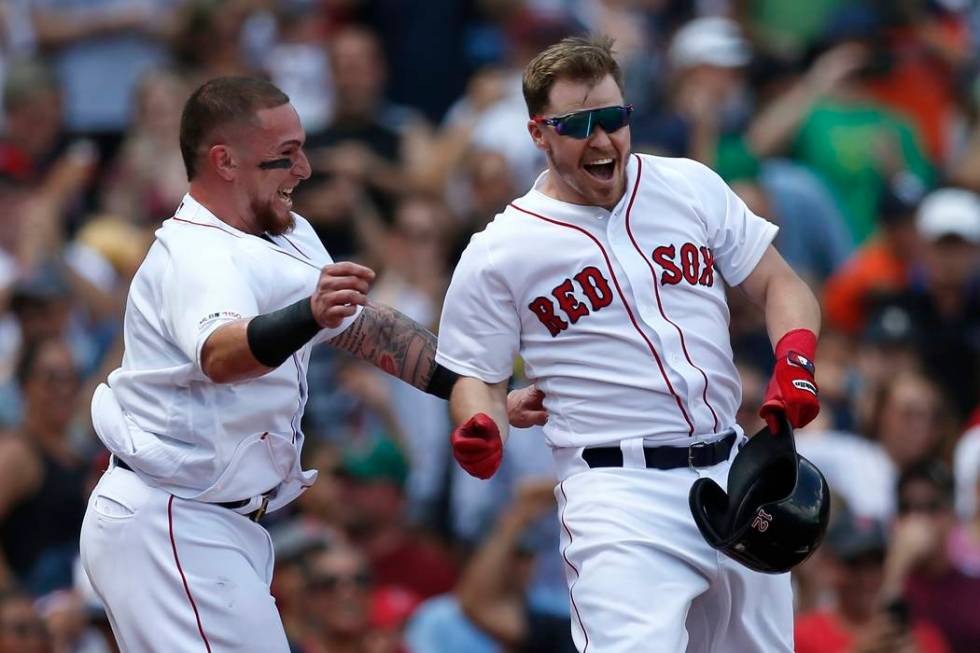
246;298;322;368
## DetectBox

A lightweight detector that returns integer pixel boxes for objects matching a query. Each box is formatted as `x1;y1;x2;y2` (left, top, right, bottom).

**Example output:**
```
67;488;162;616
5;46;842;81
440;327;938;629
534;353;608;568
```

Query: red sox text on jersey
529;244;716;337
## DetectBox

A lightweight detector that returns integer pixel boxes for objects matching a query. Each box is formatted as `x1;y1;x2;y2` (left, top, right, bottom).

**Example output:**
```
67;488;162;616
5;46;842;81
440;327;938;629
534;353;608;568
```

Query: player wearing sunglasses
528;78;634;210
533;104;634;140
437;35;821;652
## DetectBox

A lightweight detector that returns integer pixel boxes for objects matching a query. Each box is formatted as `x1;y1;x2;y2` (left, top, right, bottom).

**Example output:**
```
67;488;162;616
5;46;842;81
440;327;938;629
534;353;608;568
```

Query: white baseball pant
552;432;794;653
79;465;290;652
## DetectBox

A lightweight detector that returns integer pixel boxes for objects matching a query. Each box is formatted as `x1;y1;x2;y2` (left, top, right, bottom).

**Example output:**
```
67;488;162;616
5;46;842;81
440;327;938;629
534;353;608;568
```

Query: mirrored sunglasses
534;104;634;139
308;570;372;592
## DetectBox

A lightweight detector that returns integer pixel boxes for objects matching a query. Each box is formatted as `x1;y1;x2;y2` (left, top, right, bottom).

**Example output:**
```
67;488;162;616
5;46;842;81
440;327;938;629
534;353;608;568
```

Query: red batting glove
451;413;503;480
760;329;820;430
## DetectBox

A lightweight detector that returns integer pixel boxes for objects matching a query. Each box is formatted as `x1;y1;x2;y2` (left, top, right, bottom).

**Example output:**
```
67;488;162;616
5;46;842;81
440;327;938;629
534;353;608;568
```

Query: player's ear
209;144;239;181
528;120;547;152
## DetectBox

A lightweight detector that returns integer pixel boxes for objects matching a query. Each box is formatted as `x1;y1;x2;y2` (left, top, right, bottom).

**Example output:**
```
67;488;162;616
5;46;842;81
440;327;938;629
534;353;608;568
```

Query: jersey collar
173;193;290;244
519;154;639;223
172;193;247;237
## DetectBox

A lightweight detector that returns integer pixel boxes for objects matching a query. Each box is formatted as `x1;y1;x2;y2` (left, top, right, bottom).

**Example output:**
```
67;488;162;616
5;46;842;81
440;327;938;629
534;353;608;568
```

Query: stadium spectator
795;505;950;653
822;179;925;334
100;70;190;226
456;478;575;653
745;8;934;244
882;461;980;652
0;337;86;595
302;543;378;653
31;0;181;171
0;589;48;653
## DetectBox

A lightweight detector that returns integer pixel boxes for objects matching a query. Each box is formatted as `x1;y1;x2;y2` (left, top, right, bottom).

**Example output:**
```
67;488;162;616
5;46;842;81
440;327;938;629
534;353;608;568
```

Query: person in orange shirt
823;181;922;334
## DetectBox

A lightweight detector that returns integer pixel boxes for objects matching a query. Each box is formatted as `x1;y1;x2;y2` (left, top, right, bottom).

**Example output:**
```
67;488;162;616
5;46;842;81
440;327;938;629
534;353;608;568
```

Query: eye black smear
258;158;292;170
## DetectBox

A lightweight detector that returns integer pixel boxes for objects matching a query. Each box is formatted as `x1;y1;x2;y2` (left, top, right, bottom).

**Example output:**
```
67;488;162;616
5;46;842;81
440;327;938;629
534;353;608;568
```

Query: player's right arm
448;377;509;480
435;230;523;479
451;377;510;439
200;261;374;383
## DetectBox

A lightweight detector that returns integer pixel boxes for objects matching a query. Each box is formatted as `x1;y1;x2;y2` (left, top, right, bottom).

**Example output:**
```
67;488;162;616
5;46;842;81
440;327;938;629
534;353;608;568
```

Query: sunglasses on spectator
308;570;372;592
396;226;438;243
898;498;948;515
840;551;886;568
1;620;47;638
34;368;78;385
533;105;634;139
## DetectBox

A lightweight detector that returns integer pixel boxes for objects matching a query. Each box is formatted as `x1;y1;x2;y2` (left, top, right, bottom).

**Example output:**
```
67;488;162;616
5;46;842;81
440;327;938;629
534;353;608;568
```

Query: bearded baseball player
79;77;545;652
437;36;822;652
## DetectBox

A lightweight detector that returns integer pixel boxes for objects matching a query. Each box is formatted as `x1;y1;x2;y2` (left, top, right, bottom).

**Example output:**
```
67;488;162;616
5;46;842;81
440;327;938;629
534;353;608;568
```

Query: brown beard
251;195;295;236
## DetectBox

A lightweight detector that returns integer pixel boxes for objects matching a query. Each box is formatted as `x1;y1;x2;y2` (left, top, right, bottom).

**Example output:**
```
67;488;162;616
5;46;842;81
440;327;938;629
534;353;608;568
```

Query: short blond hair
522;35;623;118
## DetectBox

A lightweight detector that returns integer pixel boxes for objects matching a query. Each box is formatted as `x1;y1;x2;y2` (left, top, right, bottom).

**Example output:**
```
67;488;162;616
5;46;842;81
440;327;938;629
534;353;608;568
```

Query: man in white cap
871;187;980;420
632;16;752;163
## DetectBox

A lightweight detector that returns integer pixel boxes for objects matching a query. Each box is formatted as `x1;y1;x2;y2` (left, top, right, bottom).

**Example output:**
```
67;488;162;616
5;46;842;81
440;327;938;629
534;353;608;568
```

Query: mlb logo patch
787;352;815;376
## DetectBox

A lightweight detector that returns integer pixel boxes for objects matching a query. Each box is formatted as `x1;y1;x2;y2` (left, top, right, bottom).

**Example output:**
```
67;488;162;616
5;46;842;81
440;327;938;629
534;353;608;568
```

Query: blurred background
0;0;978;652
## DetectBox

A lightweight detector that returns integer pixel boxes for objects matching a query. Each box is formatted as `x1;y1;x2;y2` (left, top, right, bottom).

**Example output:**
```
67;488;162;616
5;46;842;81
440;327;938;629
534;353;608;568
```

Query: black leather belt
114;458;269;522
582;432;736;471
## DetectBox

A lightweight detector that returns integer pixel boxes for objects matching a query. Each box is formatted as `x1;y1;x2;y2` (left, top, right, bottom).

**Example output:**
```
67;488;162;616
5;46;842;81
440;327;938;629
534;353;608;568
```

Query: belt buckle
688;441;709;471
250;495;270;522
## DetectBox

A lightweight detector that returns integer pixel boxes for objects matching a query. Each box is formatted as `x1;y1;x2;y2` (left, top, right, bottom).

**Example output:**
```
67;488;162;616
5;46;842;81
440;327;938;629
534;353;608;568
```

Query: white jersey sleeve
436;232;520;383
681;160;777;286
162;245;260;369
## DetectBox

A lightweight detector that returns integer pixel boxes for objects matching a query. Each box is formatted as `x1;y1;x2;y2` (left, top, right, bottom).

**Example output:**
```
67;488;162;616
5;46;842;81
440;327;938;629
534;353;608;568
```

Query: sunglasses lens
311;571;372;592
556;111;592;138
596;106;631;133
355;571;372;587
554;106;631;139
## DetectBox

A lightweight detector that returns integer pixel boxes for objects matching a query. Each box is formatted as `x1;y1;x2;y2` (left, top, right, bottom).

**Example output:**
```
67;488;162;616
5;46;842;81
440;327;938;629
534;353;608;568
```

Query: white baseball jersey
91;193;358;512
437;153;776;448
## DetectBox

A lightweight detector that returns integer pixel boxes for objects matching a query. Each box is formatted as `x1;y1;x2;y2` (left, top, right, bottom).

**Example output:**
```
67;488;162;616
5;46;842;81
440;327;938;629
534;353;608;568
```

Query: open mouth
277;188;294;209
583;158;615;182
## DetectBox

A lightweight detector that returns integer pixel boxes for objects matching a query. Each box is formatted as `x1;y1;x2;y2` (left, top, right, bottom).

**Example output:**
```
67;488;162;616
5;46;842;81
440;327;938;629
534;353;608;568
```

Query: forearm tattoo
328;301;438;390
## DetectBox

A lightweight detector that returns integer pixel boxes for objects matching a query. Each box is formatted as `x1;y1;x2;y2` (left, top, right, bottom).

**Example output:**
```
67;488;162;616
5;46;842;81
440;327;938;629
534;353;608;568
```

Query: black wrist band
425;363;459;400
246;297;321;368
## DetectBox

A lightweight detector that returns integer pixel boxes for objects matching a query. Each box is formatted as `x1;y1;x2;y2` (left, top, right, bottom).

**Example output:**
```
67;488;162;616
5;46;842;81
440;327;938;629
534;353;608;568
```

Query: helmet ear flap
689;477;729;547
727;454;798;532
691;417;796;548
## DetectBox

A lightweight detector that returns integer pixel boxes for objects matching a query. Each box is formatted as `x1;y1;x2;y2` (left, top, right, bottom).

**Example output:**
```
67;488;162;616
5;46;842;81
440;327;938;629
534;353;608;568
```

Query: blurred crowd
0;0;979;652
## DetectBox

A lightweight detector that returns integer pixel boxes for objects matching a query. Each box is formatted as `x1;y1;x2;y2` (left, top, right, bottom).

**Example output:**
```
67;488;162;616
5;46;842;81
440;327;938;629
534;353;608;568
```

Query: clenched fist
760;329;820;430
311;261;375;328
451;413;503;479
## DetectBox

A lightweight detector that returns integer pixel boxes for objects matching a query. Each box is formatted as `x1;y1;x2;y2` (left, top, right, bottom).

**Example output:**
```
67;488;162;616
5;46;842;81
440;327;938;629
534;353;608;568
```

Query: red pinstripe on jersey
622;154;719;432
509;202;695;436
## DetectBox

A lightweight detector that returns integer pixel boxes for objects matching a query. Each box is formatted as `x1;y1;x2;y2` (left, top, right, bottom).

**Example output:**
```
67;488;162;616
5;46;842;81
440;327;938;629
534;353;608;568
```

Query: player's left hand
312;262;375;328
451;413;503;479
759;329;819;430
506;385;547;428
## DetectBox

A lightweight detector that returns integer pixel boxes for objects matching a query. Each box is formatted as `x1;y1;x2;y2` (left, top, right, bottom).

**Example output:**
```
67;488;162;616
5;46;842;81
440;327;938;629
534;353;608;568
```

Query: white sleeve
162;246;260;368
436;233;520;383
686;160;778;286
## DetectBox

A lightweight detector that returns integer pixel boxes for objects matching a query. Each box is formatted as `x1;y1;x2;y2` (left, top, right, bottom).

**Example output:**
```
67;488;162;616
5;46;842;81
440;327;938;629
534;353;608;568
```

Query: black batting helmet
688;414;831;574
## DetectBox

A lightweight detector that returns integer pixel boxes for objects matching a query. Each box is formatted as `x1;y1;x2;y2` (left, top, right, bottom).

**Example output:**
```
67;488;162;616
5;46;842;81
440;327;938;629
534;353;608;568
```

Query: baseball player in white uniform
437;37;822;652
78;77;545;652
